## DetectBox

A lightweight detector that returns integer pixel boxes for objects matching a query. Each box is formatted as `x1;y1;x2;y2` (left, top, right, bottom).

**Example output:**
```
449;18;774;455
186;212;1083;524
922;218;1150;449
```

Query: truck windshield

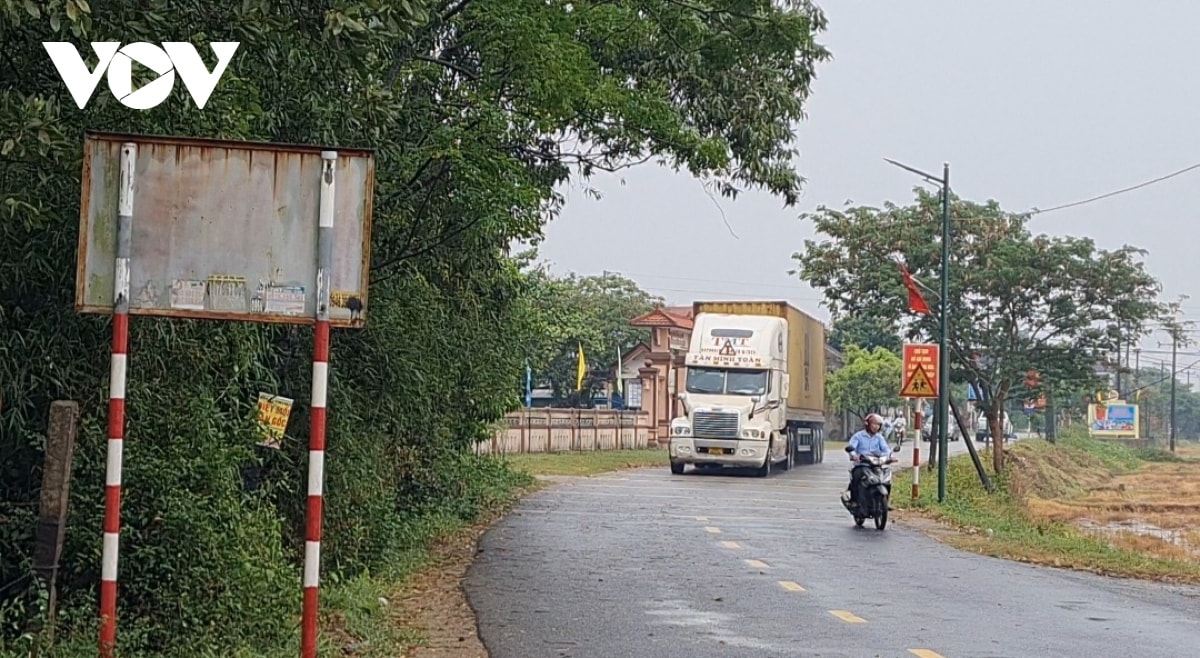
685;368;768;396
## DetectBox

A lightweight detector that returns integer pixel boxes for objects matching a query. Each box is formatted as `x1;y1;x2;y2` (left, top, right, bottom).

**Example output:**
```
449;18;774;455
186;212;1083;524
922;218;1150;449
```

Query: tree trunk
990;383;1010;472
929;411;940;472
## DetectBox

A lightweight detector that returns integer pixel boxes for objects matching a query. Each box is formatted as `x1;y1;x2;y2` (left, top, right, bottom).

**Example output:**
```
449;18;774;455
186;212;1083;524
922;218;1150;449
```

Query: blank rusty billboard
76;131;375;328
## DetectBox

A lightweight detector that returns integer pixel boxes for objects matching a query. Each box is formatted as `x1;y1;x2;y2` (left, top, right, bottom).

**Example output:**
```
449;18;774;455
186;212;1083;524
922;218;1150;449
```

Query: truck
668;300;827;476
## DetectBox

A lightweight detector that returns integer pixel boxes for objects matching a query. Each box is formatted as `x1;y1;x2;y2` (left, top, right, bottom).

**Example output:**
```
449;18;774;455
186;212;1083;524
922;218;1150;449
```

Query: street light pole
937;163;951;502
884;158;952;502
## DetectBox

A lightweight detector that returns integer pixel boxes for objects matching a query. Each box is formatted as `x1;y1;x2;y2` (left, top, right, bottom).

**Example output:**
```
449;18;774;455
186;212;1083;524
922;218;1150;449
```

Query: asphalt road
466;437;1200;658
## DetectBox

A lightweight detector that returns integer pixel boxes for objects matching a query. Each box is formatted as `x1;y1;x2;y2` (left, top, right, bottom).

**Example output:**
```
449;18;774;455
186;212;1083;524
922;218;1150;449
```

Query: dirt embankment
1012;442;1200;562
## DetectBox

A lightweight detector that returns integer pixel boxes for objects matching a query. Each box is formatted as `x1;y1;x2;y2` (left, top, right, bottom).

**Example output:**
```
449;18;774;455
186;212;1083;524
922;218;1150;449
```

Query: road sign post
76;132;375;658
902;344;939;502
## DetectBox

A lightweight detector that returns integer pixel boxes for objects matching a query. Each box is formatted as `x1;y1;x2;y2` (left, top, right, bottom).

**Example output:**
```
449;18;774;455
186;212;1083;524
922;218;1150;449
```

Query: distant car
921;413;961;442
975;411;1015;443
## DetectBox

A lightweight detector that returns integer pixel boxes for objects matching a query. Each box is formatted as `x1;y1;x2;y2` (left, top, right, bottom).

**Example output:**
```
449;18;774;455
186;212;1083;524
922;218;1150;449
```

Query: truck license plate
709;448;727;455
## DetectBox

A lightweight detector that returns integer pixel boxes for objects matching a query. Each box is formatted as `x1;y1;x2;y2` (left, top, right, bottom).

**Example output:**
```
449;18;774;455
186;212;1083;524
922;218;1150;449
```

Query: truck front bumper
669;437;768;467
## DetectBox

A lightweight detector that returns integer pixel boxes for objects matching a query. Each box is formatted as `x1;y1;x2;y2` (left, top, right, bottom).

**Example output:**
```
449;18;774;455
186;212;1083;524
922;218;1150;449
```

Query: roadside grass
499;448;668;477
893;433;1200;583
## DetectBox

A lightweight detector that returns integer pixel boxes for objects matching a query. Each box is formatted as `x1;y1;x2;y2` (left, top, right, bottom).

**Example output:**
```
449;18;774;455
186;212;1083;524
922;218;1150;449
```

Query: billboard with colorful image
1087;400;1139;439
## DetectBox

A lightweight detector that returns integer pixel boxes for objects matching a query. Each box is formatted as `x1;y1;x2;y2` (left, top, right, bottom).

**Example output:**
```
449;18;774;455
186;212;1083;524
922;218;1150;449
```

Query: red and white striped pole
911;408;923;500
100;142;136;658
301;150;337;658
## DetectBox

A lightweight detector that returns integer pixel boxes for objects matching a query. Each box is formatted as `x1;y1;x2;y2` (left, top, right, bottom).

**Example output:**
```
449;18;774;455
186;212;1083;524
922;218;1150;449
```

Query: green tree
518;263;660;402
793;189;1164;471
1;0;832;651
827;315;901;353
825;345;903;422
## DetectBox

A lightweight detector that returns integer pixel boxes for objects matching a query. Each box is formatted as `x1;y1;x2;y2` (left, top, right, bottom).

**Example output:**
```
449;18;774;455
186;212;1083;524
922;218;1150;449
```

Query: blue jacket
847;429;892;463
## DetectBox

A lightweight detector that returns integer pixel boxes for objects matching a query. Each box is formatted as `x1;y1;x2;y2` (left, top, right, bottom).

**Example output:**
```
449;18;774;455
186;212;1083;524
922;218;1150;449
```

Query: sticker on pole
901;343;939;399
255;393;294;449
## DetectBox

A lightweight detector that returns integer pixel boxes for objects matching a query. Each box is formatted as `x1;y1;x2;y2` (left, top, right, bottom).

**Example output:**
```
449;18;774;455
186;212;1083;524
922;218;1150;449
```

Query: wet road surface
466;439;1200;657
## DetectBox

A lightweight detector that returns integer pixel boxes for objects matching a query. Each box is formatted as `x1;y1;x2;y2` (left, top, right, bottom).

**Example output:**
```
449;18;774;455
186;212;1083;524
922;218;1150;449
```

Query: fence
477;408;654;455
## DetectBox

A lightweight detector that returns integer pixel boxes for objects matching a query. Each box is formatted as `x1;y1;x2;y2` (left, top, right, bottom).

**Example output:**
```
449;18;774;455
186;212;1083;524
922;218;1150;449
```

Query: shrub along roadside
0;454;534;658
892;433;1200;583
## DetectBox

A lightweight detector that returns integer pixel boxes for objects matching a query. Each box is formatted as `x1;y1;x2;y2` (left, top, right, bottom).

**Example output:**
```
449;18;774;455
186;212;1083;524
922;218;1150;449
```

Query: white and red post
301;150;337;658
911;408;923;500
100;143;136;658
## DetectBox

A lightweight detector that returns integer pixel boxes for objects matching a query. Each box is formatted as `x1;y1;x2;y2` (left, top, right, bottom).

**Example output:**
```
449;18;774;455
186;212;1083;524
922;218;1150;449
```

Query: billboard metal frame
79;132;375;658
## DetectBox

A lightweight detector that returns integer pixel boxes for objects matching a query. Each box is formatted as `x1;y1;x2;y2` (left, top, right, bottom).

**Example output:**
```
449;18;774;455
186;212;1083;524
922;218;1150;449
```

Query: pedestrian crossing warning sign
718;340;736;356
900;366;936;398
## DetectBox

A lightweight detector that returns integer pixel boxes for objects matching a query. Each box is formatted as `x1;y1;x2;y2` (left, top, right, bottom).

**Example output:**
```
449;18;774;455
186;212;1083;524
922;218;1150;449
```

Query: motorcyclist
845;413;894;507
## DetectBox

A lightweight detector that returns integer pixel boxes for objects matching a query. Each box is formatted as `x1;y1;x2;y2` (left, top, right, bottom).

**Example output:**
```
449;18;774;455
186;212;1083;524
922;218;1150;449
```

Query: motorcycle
839;446;897;530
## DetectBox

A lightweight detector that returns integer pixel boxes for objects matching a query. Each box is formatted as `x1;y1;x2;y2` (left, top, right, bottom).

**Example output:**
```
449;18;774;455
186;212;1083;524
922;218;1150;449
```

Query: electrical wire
1029;162;1200;215
901;161;1200;224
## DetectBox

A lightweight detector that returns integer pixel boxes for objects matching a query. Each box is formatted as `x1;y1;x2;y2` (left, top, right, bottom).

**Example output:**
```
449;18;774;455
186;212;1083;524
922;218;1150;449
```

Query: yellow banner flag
576;342;587;391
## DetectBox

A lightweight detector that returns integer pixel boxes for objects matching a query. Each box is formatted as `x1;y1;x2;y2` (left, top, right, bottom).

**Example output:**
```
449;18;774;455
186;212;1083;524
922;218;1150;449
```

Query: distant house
608;342;651;409
628;305;695;445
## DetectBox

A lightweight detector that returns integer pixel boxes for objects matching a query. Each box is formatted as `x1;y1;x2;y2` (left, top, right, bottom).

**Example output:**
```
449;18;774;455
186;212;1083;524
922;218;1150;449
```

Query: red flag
898;263;932;315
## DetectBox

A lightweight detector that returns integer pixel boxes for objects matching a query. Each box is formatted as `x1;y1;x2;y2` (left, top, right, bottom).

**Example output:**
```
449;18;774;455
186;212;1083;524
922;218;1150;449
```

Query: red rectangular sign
901;343;940;399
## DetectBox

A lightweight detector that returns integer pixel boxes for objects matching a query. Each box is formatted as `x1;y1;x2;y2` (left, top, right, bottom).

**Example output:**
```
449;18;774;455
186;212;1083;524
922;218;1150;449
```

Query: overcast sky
529;1;1200;373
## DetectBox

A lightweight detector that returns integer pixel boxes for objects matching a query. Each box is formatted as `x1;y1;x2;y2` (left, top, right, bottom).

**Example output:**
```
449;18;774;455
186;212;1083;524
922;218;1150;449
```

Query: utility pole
1108;329;1118;396
1124;325;1132;394
884;158;952;502
1133;347;1141;438
1160;361;1167;439
1170;329;1178;452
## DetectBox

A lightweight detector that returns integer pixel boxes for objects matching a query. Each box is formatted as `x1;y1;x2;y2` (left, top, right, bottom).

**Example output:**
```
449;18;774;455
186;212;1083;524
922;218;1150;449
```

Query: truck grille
693;411;739;439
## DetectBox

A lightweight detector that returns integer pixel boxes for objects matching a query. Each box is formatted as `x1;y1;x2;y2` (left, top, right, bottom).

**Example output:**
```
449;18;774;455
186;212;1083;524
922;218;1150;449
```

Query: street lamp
884;158;951;502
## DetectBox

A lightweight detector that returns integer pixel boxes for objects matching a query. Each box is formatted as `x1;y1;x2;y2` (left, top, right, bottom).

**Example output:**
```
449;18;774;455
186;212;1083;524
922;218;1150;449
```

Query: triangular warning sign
900;368;936;398
718;340;736;356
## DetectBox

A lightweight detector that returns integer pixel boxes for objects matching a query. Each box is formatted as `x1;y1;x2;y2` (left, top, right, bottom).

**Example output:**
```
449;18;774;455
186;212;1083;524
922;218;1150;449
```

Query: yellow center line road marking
908;651;945;658
829;610;866;623
745;559;769;569
704;526;722;534
719;541;741;549
778;580;805;592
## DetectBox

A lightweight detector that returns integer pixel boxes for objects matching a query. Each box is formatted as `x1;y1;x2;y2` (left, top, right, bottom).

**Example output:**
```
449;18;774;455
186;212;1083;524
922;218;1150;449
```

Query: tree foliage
1;0;830;652
825;345;903;422
517;261;660;401
793;190;1165;460
826;315;901;353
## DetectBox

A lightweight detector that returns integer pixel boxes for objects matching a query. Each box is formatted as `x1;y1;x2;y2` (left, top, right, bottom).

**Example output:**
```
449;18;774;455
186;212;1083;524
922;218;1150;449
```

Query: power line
927;161;1200;224
1029;162;1200;215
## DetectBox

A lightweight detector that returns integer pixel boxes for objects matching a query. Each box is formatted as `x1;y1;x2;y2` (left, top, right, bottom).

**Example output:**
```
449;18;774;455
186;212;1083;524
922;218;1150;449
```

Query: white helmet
865;413;884;427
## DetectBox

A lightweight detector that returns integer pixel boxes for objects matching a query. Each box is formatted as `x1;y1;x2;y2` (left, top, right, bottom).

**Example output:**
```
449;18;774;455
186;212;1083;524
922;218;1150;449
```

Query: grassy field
500;448;668;477
894;434;1200;583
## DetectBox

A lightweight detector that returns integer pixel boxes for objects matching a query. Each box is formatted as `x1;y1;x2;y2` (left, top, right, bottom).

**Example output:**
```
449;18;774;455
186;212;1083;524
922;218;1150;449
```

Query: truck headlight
672;425;691;436
741;428;764;439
